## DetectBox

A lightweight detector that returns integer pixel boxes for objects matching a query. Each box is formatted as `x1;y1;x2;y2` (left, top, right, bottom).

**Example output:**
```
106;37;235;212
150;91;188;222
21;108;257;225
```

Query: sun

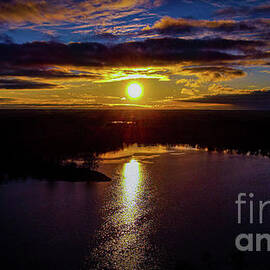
127;82;143;99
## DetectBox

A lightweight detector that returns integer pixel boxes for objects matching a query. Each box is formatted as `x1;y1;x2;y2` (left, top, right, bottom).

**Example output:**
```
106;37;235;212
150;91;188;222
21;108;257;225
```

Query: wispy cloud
0;0;158;25
0;78;57;90
215;3;270;18
142;15;270;41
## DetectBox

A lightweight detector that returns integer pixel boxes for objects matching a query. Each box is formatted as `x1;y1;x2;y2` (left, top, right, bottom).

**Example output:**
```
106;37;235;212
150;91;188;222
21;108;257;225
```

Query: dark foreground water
1;144;270;269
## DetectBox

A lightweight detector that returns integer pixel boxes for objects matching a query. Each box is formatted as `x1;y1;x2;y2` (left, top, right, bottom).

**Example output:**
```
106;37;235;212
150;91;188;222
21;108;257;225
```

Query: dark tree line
1;109;270;181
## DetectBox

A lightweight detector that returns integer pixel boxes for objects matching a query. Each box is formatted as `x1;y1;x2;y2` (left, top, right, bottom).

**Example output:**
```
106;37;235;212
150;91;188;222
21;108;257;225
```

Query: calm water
1;144;270;269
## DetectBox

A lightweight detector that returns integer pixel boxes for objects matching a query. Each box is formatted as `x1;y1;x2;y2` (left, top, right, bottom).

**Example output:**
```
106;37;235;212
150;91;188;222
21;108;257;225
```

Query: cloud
0;67;100;79
0;37;265;88
13;103;106;107
176;67;247;99
89;33;120;42
207;83;249;95
143;16;256;35
215;3;270;18
180;66;246;82
180;90;270;109
0;38;264;70
0;0;65;23
180;88;199;97
177;78;201;88
141;16;270;42
92;67;171;82
0;97;15;103
0;0;156;25
0;78;57;89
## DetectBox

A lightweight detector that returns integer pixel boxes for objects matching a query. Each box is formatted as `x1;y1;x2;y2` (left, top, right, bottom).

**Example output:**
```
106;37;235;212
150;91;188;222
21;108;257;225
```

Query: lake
1;144;270;269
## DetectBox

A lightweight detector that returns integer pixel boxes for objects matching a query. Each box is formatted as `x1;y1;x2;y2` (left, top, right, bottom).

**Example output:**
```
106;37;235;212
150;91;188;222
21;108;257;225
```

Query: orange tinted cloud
146;16;237;30
0;0;156;24
143;16;256;35
141;15;270;42
180;66;246;83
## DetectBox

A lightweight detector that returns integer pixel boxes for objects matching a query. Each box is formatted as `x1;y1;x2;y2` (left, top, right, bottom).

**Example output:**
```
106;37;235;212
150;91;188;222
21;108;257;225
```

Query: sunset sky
1;0;270;109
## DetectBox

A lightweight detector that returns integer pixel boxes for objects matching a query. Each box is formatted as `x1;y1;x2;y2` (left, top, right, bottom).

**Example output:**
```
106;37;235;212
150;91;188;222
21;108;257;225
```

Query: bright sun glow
127;82;143;99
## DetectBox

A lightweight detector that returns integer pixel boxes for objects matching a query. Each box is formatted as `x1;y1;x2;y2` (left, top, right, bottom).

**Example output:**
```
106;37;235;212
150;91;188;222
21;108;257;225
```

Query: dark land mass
1;109;270;181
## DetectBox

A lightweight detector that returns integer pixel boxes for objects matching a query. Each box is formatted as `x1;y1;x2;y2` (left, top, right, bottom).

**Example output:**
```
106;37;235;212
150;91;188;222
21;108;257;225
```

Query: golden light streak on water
120;159;142;225
89;158;151;270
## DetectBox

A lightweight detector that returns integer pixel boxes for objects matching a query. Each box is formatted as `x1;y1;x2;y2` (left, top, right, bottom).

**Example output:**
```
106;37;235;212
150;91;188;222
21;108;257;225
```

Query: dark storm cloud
0;38;265;71
181;91;270;108
0;79;57;89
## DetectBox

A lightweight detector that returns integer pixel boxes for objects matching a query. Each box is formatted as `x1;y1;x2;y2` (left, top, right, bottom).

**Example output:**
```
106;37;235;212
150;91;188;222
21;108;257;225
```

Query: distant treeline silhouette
1;109;270;181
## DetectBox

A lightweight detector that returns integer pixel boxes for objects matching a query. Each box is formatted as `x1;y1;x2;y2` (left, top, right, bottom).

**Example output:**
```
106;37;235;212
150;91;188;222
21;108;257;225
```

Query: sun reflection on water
105;158;145;269
121;159;142;225
88;158;154;270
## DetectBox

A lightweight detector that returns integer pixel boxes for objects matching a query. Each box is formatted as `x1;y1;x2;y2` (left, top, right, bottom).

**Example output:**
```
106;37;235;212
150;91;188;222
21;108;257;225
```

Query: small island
0;152;111;183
